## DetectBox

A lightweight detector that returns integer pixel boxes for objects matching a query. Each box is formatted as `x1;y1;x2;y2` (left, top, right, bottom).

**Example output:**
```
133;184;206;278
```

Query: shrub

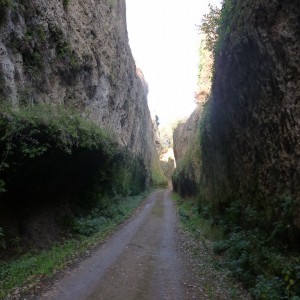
199;0;234;58
73;216;109;236
56;40;79;71
199;3;221;52
213;229;300;299
0;103;148;248
251;276;284;300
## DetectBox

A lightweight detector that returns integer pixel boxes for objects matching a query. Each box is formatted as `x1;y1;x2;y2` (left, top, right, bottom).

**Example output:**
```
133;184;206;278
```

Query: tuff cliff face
0;0;167;254
200;0;300;236
173;106;201;163
0;0;155;170
172;106;201;197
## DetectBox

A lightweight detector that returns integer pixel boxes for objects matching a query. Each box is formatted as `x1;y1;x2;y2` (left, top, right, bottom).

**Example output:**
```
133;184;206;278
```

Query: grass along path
172;192;251;300
0;191;150;299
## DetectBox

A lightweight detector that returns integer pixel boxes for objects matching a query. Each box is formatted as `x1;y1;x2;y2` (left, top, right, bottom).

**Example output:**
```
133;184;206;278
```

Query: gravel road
38;189;249;300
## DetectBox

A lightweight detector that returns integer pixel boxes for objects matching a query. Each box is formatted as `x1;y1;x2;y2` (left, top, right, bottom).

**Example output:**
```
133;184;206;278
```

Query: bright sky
126;0;220;126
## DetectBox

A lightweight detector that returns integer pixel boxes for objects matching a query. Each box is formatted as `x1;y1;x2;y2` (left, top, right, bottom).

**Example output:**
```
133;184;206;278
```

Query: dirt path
37;190;185;299
38;189;248;300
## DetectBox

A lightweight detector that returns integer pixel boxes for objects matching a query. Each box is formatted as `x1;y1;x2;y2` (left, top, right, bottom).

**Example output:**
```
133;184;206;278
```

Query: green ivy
0;103;149;257
199;0;235;58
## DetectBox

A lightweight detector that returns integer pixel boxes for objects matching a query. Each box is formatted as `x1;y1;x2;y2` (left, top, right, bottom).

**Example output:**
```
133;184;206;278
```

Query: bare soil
33;189;249;300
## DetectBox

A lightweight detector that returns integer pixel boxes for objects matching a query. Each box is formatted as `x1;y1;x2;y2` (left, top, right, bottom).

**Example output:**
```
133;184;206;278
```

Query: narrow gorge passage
39;190;197;300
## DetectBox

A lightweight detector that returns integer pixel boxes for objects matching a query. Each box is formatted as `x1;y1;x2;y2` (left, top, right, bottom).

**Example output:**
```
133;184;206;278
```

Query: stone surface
173;106;201;164
172;106;201;197
200;0;300;232
0;0;157;171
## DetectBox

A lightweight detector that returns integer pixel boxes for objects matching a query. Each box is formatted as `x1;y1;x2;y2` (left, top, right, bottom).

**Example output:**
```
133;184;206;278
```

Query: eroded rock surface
0;0;156;170
172;106;201;197
173;106;201;163
201;0;300;235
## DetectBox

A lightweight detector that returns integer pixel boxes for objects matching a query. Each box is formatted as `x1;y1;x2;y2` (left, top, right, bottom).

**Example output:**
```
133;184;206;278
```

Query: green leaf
285;275;289;281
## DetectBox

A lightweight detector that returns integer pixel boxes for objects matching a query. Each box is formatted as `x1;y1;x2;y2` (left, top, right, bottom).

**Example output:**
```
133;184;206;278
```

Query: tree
198;4;221;52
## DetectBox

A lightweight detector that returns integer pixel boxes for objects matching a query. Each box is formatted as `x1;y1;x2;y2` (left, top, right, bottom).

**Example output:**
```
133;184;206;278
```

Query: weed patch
213;230;300;299
173;192;249;299
172;193;224;242
0;192;149;299
173;193;300;299
0;103;148;255
62;0;70;9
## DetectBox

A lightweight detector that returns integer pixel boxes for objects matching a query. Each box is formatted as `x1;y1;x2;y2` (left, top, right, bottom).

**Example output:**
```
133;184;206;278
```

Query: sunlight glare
126;0;220;126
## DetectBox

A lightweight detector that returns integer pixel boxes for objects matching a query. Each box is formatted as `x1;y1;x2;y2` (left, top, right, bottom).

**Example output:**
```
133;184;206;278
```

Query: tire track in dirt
39;189;240;300
40;190;188;300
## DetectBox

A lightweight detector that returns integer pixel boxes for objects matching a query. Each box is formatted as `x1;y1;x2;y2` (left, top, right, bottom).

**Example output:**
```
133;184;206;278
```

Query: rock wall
173;106;201;163
200;0;300;239
195;36;213;104
172;106;201;197
0;0;156;171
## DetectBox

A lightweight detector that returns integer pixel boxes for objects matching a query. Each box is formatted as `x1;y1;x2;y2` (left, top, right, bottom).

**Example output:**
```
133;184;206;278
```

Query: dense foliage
0;104;147;251
198;4;221;53
199;0;234;59
0;192;148;299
